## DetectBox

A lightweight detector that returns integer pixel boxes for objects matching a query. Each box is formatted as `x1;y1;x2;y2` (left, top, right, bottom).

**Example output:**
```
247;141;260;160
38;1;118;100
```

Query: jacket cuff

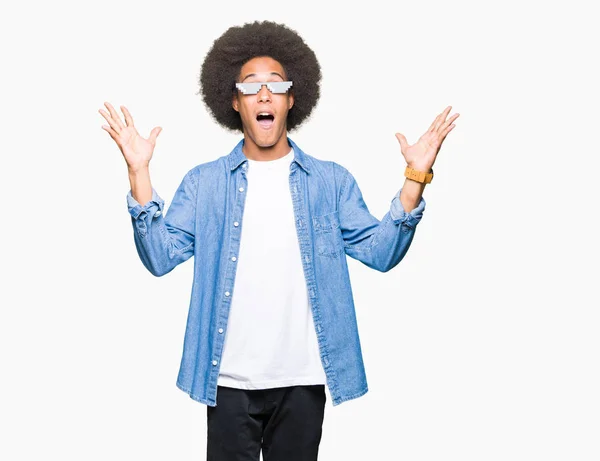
389;188;426;228
126;188;165;219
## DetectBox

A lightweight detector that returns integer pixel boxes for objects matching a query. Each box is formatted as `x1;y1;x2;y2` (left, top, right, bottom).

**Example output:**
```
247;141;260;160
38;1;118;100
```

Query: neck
242;132;291;161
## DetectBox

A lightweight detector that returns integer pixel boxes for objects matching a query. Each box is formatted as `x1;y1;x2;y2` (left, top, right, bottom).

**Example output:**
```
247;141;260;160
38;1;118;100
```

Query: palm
119;127;154;165
403;132;440;168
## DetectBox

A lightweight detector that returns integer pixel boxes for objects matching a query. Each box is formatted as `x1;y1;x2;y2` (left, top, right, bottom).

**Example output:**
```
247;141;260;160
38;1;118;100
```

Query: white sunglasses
235;81;293;95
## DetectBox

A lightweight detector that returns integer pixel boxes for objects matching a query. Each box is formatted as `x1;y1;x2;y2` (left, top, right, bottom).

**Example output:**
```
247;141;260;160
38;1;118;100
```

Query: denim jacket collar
227;136;311;174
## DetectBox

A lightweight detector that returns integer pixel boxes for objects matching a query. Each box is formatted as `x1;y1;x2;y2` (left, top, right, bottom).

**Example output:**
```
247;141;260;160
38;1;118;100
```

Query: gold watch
404;166;434;184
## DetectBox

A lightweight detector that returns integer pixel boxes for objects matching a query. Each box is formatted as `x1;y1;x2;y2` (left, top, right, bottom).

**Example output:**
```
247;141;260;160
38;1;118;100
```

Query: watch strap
404;166;434;184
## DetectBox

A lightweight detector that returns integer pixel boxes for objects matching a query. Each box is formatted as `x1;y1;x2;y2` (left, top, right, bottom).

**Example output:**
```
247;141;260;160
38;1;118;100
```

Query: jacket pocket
312;210;344;258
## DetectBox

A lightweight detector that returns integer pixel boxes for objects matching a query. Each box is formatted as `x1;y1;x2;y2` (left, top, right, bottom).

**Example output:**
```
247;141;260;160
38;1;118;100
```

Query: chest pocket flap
312;210;344;257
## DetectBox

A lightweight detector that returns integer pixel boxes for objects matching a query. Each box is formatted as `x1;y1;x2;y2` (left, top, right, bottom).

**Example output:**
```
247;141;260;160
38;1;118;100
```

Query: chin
251;129;283;148
253;137;276;148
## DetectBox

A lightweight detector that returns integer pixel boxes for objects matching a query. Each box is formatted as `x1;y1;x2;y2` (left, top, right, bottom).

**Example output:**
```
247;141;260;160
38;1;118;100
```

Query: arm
337;166;425;273
338;105;459;271
399;175;427;213
127;168;198;277
128;166;153;207
97;101;192;276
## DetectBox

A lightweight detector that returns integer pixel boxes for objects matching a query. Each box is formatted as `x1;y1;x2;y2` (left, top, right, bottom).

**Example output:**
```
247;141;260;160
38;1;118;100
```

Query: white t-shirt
217;147;327;389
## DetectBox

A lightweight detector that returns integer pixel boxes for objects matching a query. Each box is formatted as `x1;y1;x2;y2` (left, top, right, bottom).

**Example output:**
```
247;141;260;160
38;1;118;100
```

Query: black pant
207;384;327;461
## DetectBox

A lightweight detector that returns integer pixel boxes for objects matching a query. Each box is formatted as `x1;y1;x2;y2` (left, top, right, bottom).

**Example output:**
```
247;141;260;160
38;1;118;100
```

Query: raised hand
395;106;459;172
99;102;162;173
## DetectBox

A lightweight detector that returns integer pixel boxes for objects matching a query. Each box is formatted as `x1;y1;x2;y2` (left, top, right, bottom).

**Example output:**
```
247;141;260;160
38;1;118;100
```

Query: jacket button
218;328;224;334
239;187;244;192
225;291;230;297
234;222;239;227
231;256;237;261
212;360;217;366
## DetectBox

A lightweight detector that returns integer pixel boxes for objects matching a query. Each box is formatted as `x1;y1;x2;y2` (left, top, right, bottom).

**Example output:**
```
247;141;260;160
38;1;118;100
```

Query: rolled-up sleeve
389;187;426;227
127;187;165;220
337;166;426;273
126;168;198;277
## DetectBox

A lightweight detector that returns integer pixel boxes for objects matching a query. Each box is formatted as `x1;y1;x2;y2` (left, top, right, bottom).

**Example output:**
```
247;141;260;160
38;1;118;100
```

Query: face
232;56;294;153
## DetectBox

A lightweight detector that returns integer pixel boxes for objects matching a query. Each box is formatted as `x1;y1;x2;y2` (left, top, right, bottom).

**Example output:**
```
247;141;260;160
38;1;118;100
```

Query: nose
257;84;271;103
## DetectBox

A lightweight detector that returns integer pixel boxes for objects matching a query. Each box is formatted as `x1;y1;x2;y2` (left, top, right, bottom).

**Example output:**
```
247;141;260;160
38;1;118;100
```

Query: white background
1;0;599;459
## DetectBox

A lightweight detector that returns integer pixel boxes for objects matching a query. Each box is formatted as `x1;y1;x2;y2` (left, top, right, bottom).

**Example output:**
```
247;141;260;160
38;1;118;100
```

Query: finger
427;106;450;132
101;124;119;141
121;105;135;128
439;123;456;141
99;108;123;134
104;102;126;131
433;106;452;132
395;132;408;152
427;113;442;133
438;112;460;133
149;126;162;144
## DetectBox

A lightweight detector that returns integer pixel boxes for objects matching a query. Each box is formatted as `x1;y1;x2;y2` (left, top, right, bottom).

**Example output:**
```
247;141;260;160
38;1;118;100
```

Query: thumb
395;132;408;152
149;126;162;144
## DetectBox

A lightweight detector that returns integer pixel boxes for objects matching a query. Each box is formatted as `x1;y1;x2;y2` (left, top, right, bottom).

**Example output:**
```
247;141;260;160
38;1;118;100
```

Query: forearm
128;166;153;207
399;177;427;213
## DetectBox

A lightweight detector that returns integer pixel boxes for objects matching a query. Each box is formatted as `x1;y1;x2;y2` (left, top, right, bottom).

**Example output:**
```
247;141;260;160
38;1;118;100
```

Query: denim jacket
126;137;425;406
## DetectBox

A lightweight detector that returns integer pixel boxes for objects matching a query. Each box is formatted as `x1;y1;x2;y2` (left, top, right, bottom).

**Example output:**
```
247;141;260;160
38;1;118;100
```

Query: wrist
128;165;150;177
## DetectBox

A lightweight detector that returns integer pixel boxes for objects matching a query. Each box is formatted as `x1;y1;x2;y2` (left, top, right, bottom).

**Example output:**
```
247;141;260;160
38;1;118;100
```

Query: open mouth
256;113;275;129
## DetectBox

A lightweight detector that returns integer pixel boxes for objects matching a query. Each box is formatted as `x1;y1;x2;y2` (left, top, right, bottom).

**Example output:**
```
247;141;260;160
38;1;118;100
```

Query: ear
288;91;294;110
232;93;239;112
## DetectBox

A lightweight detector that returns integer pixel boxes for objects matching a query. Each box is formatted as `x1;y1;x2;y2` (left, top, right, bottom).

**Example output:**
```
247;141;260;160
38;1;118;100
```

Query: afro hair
197;20;322;133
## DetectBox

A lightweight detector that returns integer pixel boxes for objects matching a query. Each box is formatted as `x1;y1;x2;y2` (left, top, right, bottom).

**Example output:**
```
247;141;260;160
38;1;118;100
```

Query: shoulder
185;155;229;183
299;148;350;182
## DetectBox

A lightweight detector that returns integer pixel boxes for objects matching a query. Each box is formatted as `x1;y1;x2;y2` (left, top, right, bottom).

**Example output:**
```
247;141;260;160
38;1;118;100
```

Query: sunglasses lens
236;83;262;94
267;82;293;93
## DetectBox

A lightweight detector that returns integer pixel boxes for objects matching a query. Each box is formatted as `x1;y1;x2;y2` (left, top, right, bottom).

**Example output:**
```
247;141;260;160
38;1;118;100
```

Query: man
99;20;458;461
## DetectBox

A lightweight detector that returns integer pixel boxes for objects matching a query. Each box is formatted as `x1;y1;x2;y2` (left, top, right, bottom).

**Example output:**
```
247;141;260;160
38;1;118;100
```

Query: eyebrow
241;72;285;82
